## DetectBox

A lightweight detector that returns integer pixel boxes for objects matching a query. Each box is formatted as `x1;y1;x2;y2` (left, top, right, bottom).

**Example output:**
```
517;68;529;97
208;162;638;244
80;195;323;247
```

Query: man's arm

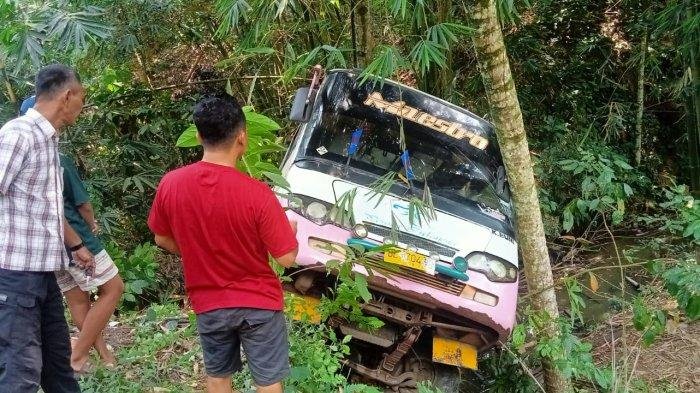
275;249;298;268
154;234;180;256
274;220;298;268
64;219;94;269
258;190;299;268
0;132;29;195
77;202;99;233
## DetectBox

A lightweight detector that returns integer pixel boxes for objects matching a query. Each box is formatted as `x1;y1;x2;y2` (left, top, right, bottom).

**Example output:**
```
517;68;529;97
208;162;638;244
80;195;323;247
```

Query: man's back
149;161;297;314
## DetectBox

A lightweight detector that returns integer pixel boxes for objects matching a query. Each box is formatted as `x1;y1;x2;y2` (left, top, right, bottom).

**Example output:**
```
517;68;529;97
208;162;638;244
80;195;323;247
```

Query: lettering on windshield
363;92;490;150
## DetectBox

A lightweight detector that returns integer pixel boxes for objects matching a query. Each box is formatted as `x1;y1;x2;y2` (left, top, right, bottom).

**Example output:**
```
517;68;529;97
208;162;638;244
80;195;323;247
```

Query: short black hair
193;96;245;146
35;64;81;99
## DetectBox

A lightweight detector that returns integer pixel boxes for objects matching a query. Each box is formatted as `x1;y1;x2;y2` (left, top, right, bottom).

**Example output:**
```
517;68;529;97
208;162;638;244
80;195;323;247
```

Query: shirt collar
25;108;58;138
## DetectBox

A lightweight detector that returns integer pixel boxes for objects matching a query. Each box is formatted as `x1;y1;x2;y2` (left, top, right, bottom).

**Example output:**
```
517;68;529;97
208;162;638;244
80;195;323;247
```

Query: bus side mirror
289;87;317;123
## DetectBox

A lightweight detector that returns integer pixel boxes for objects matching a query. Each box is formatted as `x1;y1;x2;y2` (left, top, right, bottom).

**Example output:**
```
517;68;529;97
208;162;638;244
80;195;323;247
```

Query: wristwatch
69;242;85;252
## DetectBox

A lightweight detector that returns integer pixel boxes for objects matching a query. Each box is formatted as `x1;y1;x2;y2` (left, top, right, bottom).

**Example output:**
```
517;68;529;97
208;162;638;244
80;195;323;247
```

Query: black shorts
196;308;290;386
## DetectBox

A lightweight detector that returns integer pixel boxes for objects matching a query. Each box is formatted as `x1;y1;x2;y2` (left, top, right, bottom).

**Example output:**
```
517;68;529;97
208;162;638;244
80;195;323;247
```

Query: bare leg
206;376;237;393
64;286;115;364
68;275;124;371
65;287;114;365
256;382;283;393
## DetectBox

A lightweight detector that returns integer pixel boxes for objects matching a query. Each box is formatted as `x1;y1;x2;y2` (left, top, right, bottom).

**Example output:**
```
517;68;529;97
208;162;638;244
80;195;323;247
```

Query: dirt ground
585;295;700;392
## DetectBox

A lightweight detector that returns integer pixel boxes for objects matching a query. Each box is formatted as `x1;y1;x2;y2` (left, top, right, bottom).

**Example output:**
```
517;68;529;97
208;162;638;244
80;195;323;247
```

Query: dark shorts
196;308;290;386
0;268;80;393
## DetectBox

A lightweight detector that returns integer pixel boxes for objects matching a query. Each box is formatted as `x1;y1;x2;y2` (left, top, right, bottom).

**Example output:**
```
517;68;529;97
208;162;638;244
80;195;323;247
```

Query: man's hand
154;234;181;256
72;246;95;271
90;220;100;235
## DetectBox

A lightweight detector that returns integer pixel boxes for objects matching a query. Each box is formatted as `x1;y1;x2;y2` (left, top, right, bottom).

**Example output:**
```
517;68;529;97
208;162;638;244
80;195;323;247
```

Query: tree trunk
635;29;647;167
688;10;700;196
469;1;572;392
357;0;374;65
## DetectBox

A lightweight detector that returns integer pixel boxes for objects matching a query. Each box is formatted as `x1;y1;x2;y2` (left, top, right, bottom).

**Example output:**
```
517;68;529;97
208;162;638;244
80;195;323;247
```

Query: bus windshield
305;109;508;214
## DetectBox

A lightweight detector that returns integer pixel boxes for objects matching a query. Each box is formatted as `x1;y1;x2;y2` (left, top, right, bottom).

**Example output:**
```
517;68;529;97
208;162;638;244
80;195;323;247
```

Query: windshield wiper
344;126;364;175
399;149;417;194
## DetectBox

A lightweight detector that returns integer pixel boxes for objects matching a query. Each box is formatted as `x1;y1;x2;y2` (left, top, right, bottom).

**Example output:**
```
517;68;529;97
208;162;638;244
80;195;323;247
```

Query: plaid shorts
55;249;119;293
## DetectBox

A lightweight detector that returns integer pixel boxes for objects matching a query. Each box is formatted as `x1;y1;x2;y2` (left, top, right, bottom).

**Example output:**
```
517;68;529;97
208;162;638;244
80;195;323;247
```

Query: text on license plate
384;250;428;272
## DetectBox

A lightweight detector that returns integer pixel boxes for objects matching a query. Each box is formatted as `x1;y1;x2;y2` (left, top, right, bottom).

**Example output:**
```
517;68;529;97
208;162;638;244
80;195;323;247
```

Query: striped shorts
55;250;119;293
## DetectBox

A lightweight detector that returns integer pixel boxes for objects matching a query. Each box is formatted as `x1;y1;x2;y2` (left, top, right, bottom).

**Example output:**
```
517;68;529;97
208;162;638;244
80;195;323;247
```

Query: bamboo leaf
359;45;407;85
388;0;409;19
427;22;475;47
409;39;447;76
215;0;251;36
263;171;290;190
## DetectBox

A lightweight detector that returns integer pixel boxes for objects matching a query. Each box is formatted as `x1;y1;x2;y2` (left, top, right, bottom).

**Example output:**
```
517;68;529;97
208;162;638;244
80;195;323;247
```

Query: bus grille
362;257;465;296
364;223;458;257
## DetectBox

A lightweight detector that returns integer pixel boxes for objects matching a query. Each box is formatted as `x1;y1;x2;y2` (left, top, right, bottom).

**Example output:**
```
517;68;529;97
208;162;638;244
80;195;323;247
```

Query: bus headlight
352;223;368;238
305;202;328;224
466;253;517;283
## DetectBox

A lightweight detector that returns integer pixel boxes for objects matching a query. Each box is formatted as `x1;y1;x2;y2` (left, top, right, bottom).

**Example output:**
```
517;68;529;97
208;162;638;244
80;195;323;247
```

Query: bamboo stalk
634;29;648;167
134;50;154;89
687;6;700;196
469;1;572;391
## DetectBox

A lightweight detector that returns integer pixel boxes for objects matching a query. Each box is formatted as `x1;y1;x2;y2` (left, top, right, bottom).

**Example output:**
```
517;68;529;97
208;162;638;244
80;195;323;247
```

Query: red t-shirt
147;161;298;314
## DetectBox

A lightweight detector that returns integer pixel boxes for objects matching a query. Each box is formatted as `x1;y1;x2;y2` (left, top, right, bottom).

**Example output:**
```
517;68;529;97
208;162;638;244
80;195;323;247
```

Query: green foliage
175;106;288;187
644;185;700;245
662;260;700;320
0;1;111;73
105;242;159;308
359;45;408;84
79;303;199;392
286;323;350;392
214;0;252;36
284;44;348;82
530;314;611;388
409;39;447;76
481;348;538;393
416;381;444;393
81;302;384;392
319;244;386;331
663;187;700;245
558;148;642;231
564;278;586;327
632;298;667;346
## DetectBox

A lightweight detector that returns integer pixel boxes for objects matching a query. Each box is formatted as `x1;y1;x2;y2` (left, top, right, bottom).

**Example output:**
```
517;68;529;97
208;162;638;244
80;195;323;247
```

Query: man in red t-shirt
148;96;298;393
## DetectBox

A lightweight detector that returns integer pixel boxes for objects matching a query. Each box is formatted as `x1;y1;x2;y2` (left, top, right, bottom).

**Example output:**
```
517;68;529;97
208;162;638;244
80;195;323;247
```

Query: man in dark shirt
55;154;124;372
148;96;298;393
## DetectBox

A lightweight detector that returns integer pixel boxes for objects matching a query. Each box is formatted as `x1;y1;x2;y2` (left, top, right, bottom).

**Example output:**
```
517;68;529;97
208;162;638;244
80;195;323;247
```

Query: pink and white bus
280;68;518;390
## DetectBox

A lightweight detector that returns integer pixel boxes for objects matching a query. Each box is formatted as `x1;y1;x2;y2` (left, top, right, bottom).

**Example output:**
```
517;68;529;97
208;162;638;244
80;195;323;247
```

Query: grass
75;301;389;393
79;303;205;393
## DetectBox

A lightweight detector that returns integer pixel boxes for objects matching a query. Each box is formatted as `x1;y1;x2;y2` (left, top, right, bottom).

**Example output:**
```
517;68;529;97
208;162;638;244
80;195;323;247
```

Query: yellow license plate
384;249;426;272
287;293;321;324
432;336;478;370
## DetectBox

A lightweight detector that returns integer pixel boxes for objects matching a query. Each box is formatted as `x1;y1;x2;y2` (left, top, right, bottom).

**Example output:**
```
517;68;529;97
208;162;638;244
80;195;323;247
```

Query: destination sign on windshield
363;92;489;150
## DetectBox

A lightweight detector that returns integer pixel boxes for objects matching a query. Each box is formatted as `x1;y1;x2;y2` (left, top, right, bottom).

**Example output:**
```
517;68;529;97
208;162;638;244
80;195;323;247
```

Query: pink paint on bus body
287;210;518;341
